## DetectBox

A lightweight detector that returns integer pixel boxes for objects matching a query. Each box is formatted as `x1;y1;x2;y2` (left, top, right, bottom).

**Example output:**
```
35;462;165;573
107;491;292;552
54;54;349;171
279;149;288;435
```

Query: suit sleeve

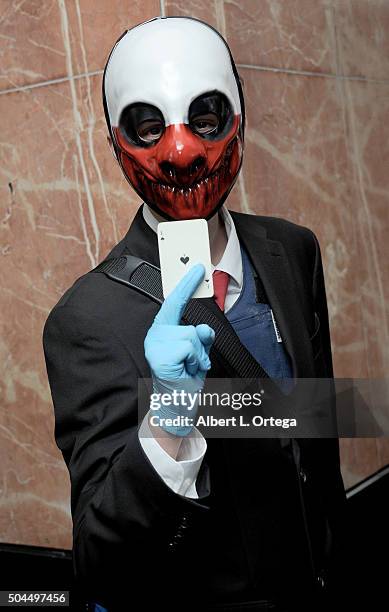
42;303;210;605
309;230;348;591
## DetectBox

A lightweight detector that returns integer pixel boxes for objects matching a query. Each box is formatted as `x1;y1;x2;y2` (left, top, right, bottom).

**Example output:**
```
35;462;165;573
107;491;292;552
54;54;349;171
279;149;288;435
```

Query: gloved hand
144;263;215;436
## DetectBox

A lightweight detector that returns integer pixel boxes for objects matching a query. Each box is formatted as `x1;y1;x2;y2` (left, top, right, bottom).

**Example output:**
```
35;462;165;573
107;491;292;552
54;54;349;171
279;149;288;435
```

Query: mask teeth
138;159;228;195
160;164;225;194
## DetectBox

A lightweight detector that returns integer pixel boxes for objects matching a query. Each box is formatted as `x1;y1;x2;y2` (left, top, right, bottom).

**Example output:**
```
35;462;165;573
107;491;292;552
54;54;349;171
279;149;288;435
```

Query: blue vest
225;245;293;380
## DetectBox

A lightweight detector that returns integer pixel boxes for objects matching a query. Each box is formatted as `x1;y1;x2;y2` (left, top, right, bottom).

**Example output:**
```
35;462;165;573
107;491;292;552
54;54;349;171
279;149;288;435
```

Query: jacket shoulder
230;209;316;241
43;235;133;327
229;210;318;259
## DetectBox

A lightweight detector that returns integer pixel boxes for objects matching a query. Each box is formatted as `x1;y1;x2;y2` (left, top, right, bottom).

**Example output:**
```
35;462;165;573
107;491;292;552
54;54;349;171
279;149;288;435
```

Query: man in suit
43;15;347;612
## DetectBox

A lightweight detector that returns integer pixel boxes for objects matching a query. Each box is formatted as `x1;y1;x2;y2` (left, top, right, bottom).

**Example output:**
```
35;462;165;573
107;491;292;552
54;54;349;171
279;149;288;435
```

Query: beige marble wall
0;1;388;548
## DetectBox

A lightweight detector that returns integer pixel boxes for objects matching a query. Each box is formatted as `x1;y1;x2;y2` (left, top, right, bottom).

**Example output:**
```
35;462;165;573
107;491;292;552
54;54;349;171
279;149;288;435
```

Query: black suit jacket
42;206;347;611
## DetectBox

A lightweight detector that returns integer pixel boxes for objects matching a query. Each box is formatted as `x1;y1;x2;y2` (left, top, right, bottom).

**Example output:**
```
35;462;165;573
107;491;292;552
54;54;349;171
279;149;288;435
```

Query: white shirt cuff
138;410;207;499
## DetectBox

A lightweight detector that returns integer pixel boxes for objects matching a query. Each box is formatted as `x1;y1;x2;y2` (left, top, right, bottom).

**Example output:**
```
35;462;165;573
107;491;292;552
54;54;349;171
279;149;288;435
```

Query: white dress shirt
139;203;243;498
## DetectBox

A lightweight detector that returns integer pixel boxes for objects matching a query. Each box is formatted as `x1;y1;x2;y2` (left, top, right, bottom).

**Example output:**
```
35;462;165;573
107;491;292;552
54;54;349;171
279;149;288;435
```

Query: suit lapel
230;210;315;378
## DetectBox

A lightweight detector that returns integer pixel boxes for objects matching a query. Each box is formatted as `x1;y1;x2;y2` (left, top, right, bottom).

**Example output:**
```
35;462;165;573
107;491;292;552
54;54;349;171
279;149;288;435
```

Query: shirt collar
142;203;242;289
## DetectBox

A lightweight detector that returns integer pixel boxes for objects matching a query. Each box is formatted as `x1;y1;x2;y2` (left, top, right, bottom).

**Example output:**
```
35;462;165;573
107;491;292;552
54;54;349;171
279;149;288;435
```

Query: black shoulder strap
92;254;270;380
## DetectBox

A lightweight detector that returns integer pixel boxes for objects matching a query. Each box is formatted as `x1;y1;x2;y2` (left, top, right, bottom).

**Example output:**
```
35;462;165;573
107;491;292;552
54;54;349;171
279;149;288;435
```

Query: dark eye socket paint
189;91;233;140
119;103;165;146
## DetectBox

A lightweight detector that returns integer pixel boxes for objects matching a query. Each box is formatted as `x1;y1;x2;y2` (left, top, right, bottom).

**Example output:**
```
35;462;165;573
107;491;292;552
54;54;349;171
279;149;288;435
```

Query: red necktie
212;270;230;311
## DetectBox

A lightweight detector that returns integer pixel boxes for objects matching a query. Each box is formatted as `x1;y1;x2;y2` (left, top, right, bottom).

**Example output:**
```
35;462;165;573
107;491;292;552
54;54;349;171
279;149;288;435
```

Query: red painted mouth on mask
112;115;243;220
134;140;238;219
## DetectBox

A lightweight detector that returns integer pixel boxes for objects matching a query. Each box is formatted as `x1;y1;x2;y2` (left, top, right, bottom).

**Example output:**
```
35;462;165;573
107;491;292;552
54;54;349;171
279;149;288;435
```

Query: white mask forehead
105;17;241;128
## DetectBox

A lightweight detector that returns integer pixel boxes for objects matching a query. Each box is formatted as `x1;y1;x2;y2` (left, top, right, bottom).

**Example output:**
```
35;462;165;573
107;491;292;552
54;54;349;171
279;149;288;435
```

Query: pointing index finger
154;263;205;326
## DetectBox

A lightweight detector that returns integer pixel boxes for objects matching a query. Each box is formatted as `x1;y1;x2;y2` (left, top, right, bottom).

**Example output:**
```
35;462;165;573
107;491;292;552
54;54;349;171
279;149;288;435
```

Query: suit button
299;468;307;483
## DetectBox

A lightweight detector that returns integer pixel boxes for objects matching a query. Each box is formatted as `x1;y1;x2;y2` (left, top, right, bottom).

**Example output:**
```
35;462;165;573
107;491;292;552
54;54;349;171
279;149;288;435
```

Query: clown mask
103;16;245;221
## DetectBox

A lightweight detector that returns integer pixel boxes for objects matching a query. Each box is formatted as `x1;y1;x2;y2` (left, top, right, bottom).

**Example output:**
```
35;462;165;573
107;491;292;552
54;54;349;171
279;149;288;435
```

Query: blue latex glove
144;263;215;436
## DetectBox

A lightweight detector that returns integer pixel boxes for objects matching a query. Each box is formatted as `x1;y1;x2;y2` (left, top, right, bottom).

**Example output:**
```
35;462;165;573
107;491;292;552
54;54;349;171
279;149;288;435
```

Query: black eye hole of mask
119;103;165;147
189;91;233;141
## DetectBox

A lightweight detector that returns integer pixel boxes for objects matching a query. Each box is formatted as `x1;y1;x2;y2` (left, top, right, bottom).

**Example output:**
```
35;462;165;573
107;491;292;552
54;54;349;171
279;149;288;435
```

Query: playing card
157;218;214;299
